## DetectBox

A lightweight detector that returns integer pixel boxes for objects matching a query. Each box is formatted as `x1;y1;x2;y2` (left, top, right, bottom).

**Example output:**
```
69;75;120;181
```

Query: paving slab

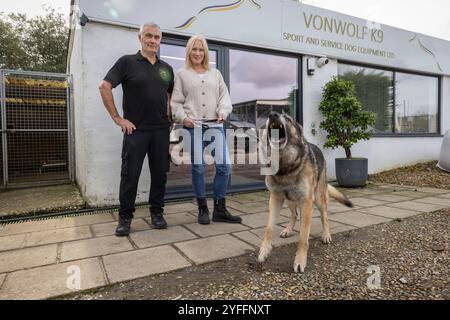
343;188;389;195
183;221;249;238
174;234;254;265
0;274;6;289
24;225;93;248
437;193;450;199
0;258;105;300
228;193;269;204
329;211;391;228
390;190;437;198
164;203;198;214
0;219;60;236
231;231;265;248
240;211;288;229
145;212;197;227
327;201;361;213
357;206;424;220
56;213;115;229
91;219;150;238
414;197;450;207
369;183;416;190
227;202;268;214
0;244;57;273
279;208;321;218
60;236;133;262
346;197;389;208
129;226;198;249
0;233;28;252
248;225;301;247
365;194;414;203
280;217;351;237
102;245;192;284
387;201;447;213
413;187;450;194
329;224;357;234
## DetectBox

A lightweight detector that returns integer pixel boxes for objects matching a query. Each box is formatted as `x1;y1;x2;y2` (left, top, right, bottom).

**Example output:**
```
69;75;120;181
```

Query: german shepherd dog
258;112;353;273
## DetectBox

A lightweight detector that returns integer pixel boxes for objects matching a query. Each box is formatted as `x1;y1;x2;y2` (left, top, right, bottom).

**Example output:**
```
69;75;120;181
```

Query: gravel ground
60;161;449;300
63;210;449;300
369;161;450;190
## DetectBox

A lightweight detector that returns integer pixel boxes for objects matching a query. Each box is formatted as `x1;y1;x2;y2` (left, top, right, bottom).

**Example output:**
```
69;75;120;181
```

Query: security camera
316;57;329;68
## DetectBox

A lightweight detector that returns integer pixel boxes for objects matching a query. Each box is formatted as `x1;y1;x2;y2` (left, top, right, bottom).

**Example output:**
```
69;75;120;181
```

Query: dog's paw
293;255;307;274
322;232;333;244
280;228;293;239
258;244;273;263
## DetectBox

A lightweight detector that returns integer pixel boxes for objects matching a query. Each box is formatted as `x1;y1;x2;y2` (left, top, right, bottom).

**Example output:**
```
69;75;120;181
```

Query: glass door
228;48;299;191
160;41;220;198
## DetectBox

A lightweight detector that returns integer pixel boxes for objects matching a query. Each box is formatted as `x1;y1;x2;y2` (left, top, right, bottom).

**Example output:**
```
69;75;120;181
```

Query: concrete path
0;183;449;299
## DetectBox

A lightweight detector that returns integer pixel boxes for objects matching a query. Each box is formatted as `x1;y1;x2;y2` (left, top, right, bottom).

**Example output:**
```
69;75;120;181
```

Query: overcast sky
1;0;449;40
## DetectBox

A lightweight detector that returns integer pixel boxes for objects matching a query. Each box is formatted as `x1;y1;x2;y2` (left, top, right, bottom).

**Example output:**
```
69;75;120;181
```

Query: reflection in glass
229;49;298;187
160;43;217;74
338;64;394;133
395;73;438;134
160;43;218;197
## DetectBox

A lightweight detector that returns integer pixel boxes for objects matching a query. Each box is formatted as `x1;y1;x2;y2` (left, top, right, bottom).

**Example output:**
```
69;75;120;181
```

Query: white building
68;0;450;206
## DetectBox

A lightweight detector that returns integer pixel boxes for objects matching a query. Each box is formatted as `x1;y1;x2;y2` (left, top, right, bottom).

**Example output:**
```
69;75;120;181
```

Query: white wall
69;24;86;195
73;22;153;206
71;22;449;205
443;76;450;134
301;57;448;179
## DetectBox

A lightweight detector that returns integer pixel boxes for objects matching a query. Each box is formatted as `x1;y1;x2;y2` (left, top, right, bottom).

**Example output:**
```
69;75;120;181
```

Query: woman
171;35;241;225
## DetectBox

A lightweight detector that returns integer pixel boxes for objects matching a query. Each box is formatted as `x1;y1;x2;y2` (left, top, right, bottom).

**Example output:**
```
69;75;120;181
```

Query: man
99;22;174;236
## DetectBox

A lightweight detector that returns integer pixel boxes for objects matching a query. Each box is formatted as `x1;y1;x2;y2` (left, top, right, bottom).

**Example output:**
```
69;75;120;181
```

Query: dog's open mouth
268;122;287;146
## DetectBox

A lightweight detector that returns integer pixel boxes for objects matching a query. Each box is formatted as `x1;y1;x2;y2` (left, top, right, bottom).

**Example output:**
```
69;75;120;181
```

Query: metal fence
0;69;74;188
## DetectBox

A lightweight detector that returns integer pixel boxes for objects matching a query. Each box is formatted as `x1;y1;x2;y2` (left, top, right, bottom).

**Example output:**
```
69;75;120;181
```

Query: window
229;49;298;186
338;63;439;135
338;64;394;133
229;49;298;128
395;73;439;134
160;43;217;74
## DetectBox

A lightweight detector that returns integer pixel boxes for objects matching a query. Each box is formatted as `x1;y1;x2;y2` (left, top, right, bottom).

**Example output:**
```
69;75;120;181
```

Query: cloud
230;51;297;89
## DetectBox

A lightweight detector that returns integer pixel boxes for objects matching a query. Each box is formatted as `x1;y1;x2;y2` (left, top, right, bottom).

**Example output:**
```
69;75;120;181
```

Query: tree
0;6;69;73
319;77;376;159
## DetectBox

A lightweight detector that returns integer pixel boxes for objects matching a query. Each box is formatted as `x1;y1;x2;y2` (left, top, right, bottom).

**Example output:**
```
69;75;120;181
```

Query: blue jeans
187;125;231;200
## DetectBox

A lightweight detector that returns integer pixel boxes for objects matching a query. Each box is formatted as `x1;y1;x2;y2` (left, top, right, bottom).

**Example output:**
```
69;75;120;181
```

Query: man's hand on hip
114;116;136;135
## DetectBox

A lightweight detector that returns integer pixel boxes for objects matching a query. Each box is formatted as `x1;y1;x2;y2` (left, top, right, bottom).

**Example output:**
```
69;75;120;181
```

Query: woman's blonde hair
185;35;210;70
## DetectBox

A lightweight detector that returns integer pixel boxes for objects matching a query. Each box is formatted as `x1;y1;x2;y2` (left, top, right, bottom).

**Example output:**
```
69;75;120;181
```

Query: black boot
115;218;132;237
212;199;242;224
150;208;168;229
197;198;210;225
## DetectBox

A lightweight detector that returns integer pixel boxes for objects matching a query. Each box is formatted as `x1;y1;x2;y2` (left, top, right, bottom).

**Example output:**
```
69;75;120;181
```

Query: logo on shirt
159;67;172;83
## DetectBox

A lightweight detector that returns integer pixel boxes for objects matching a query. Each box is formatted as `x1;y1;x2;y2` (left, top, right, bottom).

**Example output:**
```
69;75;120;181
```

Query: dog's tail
327;184;354;208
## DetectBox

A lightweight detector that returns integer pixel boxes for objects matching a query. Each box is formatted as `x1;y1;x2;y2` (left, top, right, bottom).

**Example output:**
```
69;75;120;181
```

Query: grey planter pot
335;158;368;188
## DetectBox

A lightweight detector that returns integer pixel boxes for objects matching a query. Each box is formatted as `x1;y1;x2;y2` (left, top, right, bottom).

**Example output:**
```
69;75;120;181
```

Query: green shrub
319;77;376;159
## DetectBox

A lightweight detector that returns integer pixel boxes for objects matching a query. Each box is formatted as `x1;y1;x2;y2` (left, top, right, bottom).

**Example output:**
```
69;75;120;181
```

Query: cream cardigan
171;67;233;123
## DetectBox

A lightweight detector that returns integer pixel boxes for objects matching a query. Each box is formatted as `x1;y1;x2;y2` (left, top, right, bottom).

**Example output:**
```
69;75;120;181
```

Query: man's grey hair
139;22;161;35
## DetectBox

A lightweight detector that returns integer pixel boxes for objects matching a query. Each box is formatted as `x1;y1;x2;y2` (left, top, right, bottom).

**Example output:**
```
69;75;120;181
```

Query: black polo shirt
104;51;174;130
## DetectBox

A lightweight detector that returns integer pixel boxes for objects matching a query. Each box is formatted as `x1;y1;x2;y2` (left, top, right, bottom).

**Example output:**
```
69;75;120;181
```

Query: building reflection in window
228;49;298;187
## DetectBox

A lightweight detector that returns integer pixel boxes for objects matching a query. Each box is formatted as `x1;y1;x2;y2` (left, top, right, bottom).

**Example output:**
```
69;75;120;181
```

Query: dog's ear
282;112;294;123
295;122;304;138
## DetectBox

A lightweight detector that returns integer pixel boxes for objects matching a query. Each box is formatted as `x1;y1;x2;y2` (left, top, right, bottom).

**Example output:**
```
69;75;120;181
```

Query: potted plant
319;77;376;187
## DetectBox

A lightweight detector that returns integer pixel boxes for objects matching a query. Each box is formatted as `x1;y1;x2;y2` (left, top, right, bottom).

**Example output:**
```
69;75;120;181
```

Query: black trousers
119;127;170;219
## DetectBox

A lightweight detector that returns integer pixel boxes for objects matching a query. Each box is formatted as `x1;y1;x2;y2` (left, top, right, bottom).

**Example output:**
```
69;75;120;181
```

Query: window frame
160;35;303;193
161;35;303;124
338;60;442;137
